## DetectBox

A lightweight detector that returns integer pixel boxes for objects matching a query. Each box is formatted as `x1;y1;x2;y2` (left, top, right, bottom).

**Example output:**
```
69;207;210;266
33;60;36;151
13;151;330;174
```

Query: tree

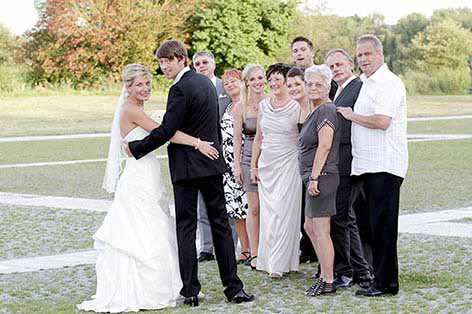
394;13;429;45
189;0;296;73
411;18;472;72
0;24;20;66
432;8;472;32
24;0;200;87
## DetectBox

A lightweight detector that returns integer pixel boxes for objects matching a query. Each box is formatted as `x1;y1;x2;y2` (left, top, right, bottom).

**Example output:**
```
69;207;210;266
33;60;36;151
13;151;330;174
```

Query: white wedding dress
77;126;183;313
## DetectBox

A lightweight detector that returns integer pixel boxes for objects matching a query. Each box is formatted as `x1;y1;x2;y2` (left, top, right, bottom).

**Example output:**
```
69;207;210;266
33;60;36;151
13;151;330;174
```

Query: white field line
408;115;472;122
0;206;470;274
0;134;470;170
0;250;98;274
0;115;471;143
0;192;111;212
407;134;472;142
0;133;109;143
399;207;472;238
0;155;168;169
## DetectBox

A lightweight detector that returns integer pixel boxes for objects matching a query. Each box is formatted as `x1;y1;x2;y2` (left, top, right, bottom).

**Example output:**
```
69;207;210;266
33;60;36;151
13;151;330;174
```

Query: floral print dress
221;103;249;219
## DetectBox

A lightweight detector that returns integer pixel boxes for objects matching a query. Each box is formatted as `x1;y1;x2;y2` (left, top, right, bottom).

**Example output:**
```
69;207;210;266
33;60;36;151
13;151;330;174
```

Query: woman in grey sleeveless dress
233;64;267;269
250;63;302;277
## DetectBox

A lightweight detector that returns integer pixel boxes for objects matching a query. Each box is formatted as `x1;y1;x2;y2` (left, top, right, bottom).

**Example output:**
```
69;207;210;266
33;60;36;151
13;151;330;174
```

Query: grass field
0;94;471;314
0;94;471;137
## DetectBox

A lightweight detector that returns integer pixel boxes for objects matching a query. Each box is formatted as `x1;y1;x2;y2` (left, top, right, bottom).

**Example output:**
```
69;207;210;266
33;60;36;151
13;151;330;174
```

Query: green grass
407;95;472;117
1;137;470;212
408;118;472;135
1;233;470;314
0;93;166;137
0;205;105;259
401;139;472;212
0;159;172;200
0;94;471;137
0;137;168;165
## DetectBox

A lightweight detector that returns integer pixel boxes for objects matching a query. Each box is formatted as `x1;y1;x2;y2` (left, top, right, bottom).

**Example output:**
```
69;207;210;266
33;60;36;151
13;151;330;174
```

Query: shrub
402;68;471;95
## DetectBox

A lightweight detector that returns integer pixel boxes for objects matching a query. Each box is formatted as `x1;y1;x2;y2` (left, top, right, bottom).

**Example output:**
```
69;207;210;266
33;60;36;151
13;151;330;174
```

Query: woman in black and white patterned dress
221;69;251;263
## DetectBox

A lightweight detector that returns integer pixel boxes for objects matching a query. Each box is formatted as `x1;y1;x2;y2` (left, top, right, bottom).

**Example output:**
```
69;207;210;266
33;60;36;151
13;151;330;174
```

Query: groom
125;40;254;306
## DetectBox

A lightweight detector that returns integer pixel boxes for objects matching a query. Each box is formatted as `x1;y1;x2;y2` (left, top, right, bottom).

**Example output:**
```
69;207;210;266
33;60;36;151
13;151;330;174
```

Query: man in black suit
125;40;253;306
325;49;372;289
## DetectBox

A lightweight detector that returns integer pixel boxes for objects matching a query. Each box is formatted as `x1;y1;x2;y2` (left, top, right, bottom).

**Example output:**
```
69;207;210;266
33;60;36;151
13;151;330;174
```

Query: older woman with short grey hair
299;64;341;296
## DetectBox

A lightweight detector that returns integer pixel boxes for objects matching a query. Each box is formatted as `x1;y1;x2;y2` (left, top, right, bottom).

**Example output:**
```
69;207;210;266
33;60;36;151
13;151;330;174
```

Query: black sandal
245;255;257;270
238;251;251;264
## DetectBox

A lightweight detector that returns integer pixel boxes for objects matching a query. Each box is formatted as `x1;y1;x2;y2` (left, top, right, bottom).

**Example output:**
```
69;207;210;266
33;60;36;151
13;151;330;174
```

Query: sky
0;0;471;35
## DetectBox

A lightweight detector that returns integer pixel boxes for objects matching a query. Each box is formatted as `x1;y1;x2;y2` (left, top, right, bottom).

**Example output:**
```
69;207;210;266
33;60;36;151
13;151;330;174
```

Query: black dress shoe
228;289;255;303
333;275;353;288
355;286;383;297
197;252;215;262
183;295;199;306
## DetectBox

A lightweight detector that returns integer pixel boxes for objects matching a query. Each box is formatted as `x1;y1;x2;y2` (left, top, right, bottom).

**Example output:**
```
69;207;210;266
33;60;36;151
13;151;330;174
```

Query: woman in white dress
250;63;302;278
77;64;218;313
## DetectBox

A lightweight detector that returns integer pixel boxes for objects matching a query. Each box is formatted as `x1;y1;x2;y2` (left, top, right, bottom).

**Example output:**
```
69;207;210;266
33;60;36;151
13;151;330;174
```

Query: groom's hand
122;141;132;157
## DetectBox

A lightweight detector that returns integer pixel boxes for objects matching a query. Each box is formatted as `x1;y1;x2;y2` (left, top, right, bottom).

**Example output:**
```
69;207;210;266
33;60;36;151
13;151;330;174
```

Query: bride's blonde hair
123;64;151;88
240;64;265;122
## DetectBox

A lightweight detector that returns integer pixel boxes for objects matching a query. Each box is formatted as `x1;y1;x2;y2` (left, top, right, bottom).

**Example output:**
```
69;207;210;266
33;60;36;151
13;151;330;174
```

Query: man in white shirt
192;51;234;263
337;34;408;297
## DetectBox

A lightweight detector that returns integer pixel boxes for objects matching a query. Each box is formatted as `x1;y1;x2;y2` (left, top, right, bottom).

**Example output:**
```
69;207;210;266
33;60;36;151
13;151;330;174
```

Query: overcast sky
1;0;471;35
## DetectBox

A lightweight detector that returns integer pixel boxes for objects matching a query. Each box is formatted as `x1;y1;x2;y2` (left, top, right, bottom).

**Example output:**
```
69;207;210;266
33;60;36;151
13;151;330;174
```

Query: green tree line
1;0;471;94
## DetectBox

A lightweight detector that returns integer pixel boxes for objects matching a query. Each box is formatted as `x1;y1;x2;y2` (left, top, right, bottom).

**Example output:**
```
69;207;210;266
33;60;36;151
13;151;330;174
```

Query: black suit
129;69;243;299
331;77;371;281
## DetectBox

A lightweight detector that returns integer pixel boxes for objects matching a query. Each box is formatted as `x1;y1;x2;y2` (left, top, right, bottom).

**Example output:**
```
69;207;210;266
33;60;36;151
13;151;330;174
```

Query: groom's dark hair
156;40;188;66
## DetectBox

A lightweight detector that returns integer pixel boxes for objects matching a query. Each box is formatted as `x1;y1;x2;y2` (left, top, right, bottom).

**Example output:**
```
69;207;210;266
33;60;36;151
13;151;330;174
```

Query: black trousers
331;176;371;279
173;174;243;299
352;172;403;292
300;184;317;259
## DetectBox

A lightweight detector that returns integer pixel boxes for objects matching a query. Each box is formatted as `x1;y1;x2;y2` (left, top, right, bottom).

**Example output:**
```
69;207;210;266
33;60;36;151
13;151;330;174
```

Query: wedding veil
102;87;128;193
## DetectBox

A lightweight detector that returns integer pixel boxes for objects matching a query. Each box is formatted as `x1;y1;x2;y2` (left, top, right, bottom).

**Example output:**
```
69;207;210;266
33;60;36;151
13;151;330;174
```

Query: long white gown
256;99;302;275
77;126;183;313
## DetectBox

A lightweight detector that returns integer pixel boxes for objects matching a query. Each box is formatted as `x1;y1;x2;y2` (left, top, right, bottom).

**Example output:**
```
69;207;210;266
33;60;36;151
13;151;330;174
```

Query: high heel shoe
246;256;257;270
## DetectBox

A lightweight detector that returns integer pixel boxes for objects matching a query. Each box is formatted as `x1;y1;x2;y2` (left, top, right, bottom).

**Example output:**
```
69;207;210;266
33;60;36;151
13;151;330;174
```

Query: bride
77;64;219;313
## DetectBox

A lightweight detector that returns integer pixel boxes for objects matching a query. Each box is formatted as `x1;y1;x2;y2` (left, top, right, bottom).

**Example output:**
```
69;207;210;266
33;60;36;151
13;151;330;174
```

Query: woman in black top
299;65;340;296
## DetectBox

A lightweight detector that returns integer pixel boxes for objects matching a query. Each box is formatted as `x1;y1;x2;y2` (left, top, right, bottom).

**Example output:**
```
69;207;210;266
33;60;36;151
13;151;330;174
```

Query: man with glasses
192;51;233;263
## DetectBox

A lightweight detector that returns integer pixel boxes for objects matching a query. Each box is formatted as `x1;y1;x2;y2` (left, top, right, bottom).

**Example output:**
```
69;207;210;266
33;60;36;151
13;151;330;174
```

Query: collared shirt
210;76;217;87
172;66;190;86
334;75;356;101
351;64;408;178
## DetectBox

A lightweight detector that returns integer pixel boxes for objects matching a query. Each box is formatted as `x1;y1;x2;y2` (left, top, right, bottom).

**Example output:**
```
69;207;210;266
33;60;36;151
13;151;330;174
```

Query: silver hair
123;64;151;88
325;48;354;65
192;51;215;64
305;64;332;87
357;34;383;53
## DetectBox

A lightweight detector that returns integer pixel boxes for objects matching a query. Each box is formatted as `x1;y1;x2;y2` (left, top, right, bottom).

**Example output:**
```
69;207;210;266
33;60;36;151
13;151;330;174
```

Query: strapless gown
77;126;183;313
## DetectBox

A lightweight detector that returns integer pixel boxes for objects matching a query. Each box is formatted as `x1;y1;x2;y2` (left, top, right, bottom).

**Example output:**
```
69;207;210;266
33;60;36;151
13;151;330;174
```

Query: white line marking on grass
408;134;472;142
0;133;109;142
0;159;107;168
1;134;469;169
0;192;111;212
0;155;167;169
0;250;98;274
399;207;472;238
408;115;472;122
0;114;470;143
0;206;470;274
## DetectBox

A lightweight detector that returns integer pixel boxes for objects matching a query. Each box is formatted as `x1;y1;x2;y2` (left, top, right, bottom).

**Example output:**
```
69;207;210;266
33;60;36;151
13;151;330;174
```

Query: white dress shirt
351;64;408;178
172;66;190;86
